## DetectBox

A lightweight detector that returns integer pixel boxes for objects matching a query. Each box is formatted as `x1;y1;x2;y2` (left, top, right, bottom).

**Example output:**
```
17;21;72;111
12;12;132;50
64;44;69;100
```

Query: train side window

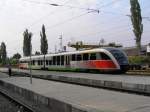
53;56;56;65
96;53;101;60
41;60;43;65
90;53;96;60
83;53;89;60
100;52;111;60
32;60;35;65
37;60;40;65
46;60;49;65
49;60;52;65
61;55;64;65
57;56;60;65
72;54;76;61
77;54;82;61
30;61;32;65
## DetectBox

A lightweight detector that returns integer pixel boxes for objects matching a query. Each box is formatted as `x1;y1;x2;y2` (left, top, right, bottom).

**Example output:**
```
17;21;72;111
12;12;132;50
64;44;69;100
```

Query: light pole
29;51;32;84
29;34;32;84
59;35;63;52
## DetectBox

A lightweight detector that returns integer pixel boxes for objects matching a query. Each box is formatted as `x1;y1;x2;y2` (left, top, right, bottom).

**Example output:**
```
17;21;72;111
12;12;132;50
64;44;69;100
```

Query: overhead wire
8;0;150;55
21;0;72;30
8;0;71;45
26;0;125;33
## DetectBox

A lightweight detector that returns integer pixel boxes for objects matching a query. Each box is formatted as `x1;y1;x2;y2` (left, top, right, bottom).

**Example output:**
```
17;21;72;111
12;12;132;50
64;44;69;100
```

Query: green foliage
130;0;143;55
23;29;32;56
35;51;41;55
9;53;21;65
10;59;18;65
40;25;48;69
0;42;7;65
12;53;21;59
40;25;48;55
128;56;150;64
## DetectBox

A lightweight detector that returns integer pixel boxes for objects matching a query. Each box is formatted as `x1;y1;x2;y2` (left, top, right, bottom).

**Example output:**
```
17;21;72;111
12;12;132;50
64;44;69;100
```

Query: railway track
0;87;34;112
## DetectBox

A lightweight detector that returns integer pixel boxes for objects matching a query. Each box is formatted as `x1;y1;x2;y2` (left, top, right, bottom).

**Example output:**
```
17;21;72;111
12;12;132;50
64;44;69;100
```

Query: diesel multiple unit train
19;48;129;73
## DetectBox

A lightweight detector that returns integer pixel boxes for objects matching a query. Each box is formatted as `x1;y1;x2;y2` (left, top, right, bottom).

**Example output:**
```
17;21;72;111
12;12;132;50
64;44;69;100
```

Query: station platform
0;73;150;112
0;68;150;95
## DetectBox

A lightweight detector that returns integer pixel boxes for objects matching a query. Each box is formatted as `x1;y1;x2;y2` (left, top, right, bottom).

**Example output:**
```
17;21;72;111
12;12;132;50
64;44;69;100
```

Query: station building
123;43;150;56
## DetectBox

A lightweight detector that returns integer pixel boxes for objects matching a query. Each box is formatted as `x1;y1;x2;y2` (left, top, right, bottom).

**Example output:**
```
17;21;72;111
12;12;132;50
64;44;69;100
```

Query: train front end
106;48;129;73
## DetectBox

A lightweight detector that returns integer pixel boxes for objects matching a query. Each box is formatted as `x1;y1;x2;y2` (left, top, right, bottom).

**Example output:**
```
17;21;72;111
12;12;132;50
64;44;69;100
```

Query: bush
128;56;150;65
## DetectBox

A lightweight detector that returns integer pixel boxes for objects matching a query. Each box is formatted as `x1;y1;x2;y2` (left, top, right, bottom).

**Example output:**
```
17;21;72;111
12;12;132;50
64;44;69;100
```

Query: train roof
20;47;121;61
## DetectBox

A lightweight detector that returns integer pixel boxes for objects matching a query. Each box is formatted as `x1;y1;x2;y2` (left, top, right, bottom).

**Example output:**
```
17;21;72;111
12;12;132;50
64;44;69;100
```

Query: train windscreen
109;49;128;65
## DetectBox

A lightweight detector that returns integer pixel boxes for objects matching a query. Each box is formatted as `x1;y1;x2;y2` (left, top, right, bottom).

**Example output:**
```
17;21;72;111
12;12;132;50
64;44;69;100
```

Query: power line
46;11;98;30
99;10;150;22
22;0;100;13
21;0;127;34
23;0;71;29
7;0;71;47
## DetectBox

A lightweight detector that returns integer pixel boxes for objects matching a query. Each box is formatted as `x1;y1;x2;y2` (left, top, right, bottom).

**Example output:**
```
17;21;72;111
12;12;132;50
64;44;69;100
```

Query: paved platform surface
0;73;150;112
1;68;150;84
0;72;9;78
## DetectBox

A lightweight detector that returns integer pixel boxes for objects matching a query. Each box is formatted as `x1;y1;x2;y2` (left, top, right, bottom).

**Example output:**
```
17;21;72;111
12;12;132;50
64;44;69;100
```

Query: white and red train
19;47;129;73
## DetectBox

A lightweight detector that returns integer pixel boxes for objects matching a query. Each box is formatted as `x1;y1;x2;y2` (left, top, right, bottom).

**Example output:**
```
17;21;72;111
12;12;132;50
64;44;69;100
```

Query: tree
130;0;143;55
40;25;48;69
99;38;105;46
35;51;41;55
10;53;21;65
1;42;7;65
12;53;21;59
23;29;32;56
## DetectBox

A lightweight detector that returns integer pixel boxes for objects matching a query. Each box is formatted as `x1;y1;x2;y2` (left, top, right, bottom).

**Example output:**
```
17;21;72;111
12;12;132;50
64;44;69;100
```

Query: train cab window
101;52;111;60
57;56;60;65
53;56;56;65
77;54;82;61
72;54;76;61
90;53;96;60
83;53;89;60
61;55;64;65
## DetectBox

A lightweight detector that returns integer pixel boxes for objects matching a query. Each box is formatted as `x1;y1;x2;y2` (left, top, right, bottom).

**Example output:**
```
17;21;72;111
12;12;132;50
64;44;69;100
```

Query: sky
0;0;150;57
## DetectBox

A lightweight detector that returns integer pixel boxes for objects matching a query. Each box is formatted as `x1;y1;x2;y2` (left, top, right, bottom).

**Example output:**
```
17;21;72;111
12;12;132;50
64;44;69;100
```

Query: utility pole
55;45;57;53
29;41;32;84
59;35;63;52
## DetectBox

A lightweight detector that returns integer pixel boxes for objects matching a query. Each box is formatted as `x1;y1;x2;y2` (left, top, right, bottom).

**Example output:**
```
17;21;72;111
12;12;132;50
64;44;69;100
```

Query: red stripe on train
90;60;117;69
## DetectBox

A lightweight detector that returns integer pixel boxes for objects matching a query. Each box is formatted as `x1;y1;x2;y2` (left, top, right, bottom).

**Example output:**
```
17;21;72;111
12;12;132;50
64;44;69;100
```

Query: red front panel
91;60;117;69
71;60;117;70
19;63;28;69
